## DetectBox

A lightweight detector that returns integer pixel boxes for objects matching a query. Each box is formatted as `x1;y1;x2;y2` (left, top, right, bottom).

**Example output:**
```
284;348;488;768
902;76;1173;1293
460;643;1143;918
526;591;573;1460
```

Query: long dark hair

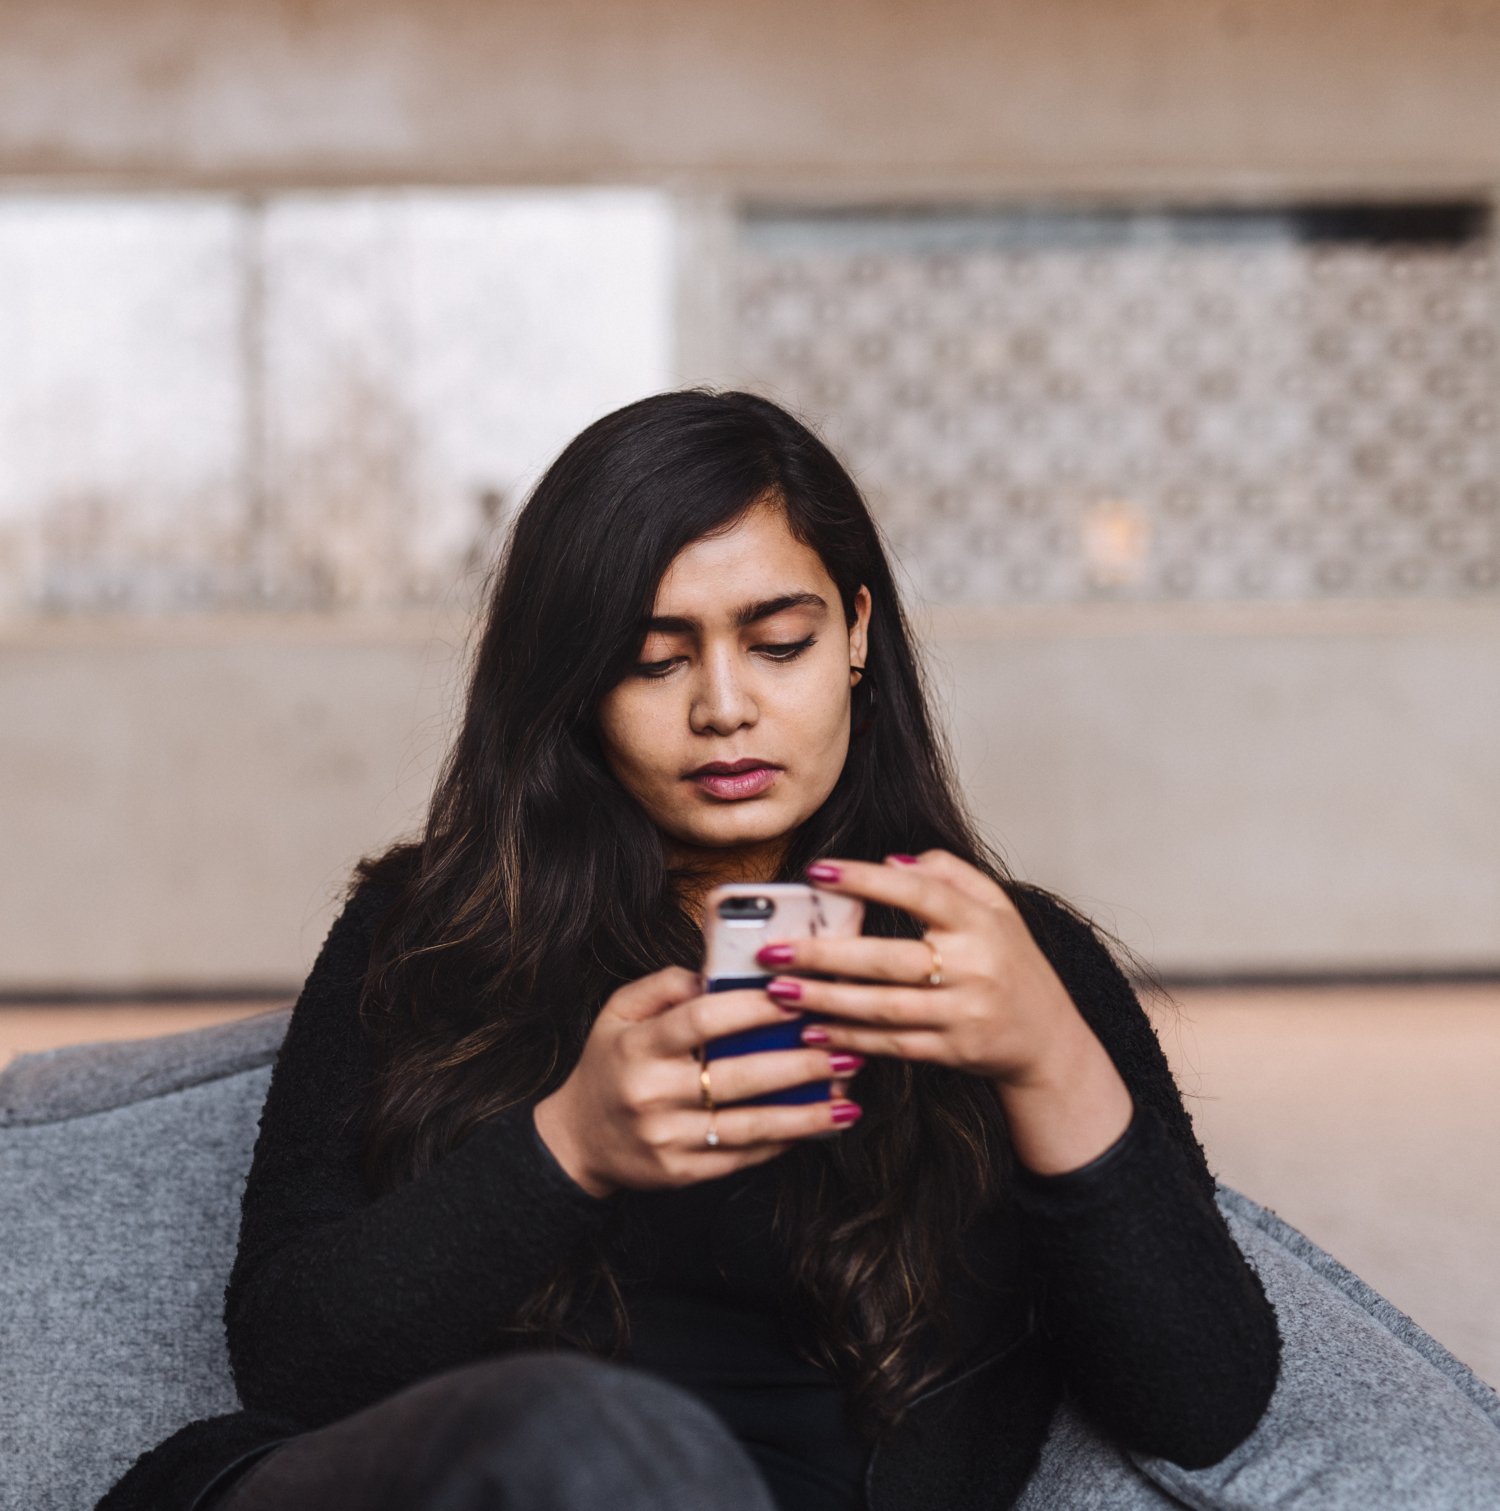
343;387;1173;1435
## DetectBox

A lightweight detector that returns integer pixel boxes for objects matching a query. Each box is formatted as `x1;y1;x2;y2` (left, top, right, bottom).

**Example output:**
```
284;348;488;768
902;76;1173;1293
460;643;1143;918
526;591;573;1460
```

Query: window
0;188;676;616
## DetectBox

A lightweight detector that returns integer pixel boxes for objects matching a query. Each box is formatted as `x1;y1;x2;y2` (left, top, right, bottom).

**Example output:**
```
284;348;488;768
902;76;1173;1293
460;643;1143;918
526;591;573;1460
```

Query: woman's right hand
531;966;864;1198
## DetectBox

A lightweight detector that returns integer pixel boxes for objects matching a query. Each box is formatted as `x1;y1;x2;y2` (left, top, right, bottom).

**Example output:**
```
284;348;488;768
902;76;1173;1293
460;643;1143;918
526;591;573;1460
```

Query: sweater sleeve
1002;887;1283;1470
223;879;619;1428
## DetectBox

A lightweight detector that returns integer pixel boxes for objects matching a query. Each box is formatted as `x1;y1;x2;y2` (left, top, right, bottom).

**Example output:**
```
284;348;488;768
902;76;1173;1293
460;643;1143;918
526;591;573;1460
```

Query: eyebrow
642;591;830;635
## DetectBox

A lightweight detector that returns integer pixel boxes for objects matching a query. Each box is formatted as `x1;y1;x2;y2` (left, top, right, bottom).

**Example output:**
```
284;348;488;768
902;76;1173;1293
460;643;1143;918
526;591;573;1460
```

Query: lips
694;755;785;803
689;759;776;777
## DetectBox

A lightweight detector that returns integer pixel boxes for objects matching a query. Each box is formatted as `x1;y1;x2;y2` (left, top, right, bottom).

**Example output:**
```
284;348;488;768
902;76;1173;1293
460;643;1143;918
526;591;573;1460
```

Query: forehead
650;500;831;611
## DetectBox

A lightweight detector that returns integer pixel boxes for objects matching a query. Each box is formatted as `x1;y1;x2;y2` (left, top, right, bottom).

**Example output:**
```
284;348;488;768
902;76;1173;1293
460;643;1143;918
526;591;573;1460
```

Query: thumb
607;964;703;1024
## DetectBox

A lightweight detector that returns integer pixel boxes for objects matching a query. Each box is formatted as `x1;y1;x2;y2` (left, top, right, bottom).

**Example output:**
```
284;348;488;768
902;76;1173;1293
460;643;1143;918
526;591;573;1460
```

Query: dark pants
207;1352;781;1511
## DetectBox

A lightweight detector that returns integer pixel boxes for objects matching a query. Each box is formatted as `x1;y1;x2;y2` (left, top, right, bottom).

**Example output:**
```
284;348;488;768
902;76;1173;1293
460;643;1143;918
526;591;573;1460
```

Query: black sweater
95;878;1282;1511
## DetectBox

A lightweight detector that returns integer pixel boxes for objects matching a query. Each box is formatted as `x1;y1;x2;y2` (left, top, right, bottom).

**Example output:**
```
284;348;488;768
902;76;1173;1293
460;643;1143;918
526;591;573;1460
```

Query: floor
3;982;1497;1390
0;1000;291;1068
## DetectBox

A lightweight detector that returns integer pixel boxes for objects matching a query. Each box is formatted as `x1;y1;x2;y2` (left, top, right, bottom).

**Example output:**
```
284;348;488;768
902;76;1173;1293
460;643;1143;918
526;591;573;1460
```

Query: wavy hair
341;387;1173;1436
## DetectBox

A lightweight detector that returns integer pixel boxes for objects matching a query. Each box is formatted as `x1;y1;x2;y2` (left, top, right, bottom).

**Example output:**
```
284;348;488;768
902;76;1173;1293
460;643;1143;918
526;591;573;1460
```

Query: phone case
701;882;865;1106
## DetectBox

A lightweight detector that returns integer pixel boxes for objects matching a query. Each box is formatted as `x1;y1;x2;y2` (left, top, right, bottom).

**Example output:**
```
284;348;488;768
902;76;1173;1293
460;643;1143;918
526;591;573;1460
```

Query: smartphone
700;881;865;1106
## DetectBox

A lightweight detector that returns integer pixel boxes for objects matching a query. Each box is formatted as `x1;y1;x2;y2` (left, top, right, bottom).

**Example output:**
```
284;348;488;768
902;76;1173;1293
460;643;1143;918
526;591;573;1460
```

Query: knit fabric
94;877;1281;1511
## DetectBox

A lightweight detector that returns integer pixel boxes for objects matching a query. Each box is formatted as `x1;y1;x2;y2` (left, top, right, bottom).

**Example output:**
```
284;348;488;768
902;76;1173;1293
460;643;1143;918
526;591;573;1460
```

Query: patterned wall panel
729;205;1500;603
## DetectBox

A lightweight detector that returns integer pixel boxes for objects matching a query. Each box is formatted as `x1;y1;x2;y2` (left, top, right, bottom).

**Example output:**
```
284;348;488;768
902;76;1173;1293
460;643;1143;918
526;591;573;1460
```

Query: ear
850;583;872;670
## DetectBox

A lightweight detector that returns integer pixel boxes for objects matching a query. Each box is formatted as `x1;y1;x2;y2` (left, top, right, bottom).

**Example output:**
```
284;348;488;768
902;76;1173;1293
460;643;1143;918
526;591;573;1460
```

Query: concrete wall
2;0;1497;989
926;600;1500;977
0;614;462;990
3;599;1495;992
2;1;1500;192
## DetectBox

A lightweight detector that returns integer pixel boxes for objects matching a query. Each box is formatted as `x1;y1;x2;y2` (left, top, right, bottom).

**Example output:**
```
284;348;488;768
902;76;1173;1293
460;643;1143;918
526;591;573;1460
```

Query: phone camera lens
716;896;774;920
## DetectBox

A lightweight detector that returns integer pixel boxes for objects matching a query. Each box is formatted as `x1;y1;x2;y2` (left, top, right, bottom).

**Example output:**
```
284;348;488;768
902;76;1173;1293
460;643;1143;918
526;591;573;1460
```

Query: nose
689;647;757;735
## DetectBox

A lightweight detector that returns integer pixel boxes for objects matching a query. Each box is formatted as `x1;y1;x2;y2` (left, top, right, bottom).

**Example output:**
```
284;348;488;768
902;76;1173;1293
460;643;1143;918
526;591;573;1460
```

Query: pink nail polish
888;853;918;865
806;863;841;883
828;1053;864;1074
801;1025;831;1045
766;977;802;1001
757;943;794;965
830;1101;863;1126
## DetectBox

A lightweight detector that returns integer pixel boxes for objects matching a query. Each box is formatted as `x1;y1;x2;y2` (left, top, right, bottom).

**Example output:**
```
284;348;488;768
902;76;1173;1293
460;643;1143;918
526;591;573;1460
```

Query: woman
97;388;1281;1511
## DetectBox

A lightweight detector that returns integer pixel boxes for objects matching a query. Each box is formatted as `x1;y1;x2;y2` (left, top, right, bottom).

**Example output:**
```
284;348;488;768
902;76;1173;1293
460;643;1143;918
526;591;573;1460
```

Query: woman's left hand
757;850;1095;1092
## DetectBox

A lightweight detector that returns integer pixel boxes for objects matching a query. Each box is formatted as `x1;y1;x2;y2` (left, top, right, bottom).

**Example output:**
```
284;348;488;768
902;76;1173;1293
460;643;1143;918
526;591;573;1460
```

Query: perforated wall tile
730;206;1500;603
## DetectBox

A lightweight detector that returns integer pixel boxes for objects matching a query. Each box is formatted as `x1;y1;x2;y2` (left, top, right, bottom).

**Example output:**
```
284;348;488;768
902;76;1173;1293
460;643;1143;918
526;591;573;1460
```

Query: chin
693;816;785;845
676;804;790;844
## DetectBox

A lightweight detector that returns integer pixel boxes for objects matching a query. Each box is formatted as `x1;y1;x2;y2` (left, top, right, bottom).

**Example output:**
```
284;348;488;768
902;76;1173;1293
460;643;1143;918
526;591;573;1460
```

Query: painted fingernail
801;1025;831;1045
806;863;841;883
828;1053;864;1074
888;853;918;865
831;1101;863;1126
767;979;803;1015
757;943;794;965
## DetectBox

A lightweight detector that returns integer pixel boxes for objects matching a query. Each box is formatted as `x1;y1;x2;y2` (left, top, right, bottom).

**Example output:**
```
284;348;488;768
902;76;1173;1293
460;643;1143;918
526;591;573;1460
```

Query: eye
634;658;680;679
760;635;816;662
634;635;817;679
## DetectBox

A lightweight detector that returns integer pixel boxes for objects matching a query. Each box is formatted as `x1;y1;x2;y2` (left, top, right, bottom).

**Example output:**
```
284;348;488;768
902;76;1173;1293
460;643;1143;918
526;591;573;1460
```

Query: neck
668;833;792;928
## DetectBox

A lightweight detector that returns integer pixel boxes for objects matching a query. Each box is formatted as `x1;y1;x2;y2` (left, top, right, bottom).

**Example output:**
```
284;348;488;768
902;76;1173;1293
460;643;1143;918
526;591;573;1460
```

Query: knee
399;1353;775;1511
407;1350;717;1440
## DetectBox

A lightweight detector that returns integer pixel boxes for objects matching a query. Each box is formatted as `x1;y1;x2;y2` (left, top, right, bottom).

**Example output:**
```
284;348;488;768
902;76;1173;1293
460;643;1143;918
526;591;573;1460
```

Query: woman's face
597;496;871;878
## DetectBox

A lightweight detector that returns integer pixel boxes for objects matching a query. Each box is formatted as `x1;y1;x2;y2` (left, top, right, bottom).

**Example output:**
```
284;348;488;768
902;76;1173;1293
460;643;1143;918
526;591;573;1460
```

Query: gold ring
698;1054;716;1111
923;936;943;988
705;1109;721;1148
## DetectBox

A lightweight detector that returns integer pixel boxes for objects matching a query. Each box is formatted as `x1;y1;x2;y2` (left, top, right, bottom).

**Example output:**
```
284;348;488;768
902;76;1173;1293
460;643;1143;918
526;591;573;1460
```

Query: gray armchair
3;1009;1499;1511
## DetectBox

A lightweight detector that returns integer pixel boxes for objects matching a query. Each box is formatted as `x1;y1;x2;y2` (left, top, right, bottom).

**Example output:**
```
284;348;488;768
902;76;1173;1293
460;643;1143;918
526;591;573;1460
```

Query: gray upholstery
1015;1194;1500;1509
1;1011;288;1511
3;1011;1499;1511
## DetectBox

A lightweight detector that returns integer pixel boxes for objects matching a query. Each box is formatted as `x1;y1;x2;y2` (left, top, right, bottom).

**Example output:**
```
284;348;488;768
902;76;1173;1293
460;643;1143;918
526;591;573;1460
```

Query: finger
765;974;947;1025
798;855;989;935
695;1096;862;1147
608;965;707;1024
758;932;930;985
891;849;1016;916
647;985;796;1059
801;1022;953;1064
696;1046;863;1104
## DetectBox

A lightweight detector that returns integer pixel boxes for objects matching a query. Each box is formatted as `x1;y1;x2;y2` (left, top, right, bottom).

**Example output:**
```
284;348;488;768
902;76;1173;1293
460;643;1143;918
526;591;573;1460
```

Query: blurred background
0;0;1495;1383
